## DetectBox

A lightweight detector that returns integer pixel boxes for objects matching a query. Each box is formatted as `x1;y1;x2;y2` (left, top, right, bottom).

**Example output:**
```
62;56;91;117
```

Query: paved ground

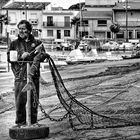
1;58;140;139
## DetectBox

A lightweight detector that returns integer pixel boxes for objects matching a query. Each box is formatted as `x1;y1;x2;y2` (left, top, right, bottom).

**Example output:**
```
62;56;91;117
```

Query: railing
43;22;71;28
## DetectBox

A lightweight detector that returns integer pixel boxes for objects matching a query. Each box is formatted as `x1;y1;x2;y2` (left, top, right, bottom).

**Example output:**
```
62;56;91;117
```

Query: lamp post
79;0;82;40
125;0;128;42
5;10;10;72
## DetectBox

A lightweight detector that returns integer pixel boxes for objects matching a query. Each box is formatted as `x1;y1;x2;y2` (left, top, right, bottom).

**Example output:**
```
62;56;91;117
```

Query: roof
113;2;140;10
2;1;50;10
0;0;9;9
43;11;73;15
77;11;112;19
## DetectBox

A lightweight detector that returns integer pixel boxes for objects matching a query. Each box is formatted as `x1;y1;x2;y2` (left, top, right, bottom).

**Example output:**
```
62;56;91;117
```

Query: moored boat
66;49;95;65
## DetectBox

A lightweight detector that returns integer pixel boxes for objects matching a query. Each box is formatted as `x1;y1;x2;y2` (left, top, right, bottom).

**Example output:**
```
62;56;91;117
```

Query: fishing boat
122;49;140;59
122;54;140;59
66;49;95;65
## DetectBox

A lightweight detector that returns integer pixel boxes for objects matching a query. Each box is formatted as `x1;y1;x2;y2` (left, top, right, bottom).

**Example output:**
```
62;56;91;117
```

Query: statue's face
18;23;30;39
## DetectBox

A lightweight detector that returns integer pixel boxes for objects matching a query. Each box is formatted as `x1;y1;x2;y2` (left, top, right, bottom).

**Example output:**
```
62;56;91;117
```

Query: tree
71;17;80;39
0;0;10;9
0;14;9;24
110;23;120;33
68;2;85;10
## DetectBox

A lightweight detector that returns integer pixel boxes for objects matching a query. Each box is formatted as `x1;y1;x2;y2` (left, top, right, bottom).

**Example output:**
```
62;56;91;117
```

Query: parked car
134;43;140;50
60;42;74;51
119;42;134;50
102;41;119;50
78;44;87;50
82;35;94;40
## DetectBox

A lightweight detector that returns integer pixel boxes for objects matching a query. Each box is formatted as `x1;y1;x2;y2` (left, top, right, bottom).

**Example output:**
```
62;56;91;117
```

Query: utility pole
125;0;128;42
6;10;10;72
79;0;82;40
24;0;27;20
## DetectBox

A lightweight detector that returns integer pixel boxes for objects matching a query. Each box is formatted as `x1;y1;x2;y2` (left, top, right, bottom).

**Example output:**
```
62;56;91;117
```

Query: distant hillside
0;0;9;9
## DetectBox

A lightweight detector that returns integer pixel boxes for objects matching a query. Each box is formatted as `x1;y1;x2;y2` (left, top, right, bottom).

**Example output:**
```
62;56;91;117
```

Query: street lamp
123;0;130;42
125;0;128;42
79;0;82;40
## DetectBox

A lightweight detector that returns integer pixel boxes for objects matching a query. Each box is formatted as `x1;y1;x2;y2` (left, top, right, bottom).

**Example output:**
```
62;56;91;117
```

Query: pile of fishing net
38;58;140;130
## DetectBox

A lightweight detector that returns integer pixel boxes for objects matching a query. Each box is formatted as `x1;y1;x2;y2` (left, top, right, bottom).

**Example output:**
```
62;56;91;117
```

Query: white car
119;42;134;50
78;43;88;50
102;41;119;50
82;35;94;40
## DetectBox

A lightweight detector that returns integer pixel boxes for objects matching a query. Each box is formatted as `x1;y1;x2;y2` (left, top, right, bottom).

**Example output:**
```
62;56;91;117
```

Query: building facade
1;1;77;45
80;0;140;41
77;0;122;40
2;1;50;40
79;10;113;39
113;1;140;41
42;5;78;43
2;0;140;42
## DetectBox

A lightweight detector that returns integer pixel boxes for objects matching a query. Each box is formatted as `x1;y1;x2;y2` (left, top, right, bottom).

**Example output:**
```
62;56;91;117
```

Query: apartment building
42;5;78;43
2;1;50;40
81;0;140;41
78;10;112;39
77;0;121;40
113;1;140;41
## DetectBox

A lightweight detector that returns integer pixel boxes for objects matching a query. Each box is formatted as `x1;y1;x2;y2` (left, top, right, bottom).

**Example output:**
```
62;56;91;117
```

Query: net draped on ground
36;58;140;130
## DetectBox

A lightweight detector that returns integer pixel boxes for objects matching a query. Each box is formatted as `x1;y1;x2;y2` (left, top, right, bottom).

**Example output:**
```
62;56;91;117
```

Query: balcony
118;21;140;27
43;22;54;27
43;22;71;28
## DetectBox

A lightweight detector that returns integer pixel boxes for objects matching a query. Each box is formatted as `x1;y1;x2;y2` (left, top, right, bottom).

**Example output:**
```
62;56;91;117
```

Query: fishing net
40;58;140;130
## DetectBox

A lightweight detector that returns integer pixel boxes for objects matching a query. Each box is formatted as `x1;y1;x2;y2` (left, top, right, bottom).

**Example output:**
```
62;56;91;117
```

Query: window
64;30;70;37
47;30;53;37
107;32;111;39
64;16;70;27
137;31;140;39
47;16;53;26
129;31;133;39
82;20;88;26
97;20;107;26
0;23;2;33
116;32;124;39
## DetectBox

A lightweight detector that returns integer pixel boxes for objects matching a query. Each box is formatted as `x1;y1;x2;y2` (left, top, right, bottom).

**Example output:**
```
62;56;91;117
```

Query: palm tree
71;16;80;39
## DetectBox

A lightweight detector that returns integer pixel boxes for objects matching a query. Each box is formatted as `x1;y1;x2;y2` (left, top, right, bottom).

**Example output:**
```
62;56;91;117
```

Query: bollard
9;62;49;140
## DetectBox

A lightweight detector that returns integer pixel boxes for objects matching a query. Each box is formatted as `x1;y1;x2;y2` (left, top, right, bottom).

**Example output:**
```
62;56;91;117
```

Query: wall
86;0;120;6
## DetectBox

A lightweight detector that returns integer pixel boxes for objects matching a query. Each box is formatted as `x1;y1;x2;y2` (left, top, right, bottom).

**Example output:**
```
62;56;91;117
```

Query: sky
50;0;85;9
13;0;85;9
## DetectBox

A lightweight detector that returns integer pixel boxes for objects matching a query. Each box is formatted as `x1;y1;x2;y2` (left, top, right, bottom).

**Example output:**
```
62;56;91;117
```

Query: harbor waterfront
0;49;140;139
1;0;140;139
0;46;136;72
